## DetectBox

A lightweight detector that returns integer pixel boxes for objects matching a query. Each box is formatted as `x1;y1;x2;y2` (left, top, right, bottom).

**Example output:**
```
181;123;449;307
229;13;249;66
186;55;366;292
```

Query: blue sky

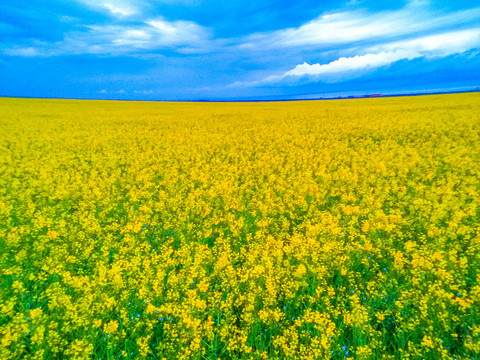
0;0;479;100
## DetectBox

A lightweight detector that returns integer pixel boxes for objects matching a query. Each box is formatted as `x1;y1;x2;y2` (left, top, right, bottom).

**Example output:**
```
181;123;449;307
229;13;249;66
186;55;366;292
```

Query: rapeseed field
0;93;479;360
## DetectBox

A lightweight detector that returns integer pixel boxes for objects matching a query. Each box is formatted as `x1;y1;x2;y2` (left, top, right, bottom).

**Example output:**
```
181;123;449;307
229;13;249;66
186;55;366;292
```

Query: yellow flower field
0;93;479;359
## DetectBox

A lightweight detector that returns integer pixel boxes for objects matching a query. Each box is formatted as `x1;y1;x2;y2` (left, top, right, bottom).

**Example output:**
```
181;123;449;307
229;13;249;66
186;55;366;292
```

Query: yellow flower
103;320;118;334
198;280;209;292
361;220;370;233
295;264;307;277
30;308;42;319
421;336;435;348
376;313;385;322
205;315;214;328
137;336;150;357
404;241;416;252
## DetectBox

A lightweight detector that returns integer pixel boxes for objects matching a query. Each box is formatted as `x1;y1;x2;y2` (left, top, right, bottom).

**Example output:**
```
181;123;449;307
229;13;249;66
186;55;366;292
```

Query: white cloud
2;17;212;56
282;50;420;77
373;28;480;57
147;19;210;45
236;28;480;86
103;3;136;16
3;46;43;57
75;0;201;16
87;18;211;51
74;0;141;17
239;5;480;50
230;1;480;87
231;51;419;87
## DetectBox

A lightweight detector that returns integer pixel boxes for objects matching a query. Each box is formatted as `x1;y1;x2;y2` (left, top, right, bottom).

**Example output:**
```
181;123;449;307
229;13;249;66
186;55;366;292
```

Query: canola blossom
0;94;479;359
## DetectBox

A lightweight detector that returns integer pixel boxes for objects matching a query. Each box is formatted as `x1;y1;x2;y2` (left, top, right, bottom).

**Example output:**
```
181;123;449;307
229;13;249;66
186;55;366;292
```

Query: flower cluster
0;94;479;359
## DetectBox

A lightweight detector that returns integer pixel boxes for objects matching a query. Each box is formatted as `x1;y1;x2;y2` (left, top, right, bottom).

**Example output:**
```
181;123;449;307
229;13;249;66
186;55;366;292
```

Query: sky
0;0;479;100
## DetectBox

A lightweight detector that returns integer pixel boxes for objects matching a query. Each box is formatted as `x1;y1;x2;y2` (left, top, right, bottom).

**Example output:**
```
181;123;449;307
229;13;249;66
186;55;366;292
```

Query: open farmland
1;93;479;359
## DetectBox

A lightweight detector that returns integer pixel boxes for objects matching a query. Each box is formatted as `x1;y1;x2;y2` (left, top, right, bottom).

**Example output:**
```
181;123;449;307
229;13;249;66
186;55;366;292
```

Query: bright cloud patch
83;19;211;52
248;28;480;85
240;5;480;50
283;50;420;78
147;20;210;45
103;3;136;17
375;28;480;56
75;0;141;16
3;47;42;57
3;18;211;56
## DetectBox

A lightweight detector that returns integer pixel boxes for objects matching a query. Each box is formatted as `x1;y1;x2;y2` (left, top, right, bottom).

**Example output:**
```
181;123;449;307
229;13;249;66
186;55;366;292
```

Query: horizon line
1;88;479;103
